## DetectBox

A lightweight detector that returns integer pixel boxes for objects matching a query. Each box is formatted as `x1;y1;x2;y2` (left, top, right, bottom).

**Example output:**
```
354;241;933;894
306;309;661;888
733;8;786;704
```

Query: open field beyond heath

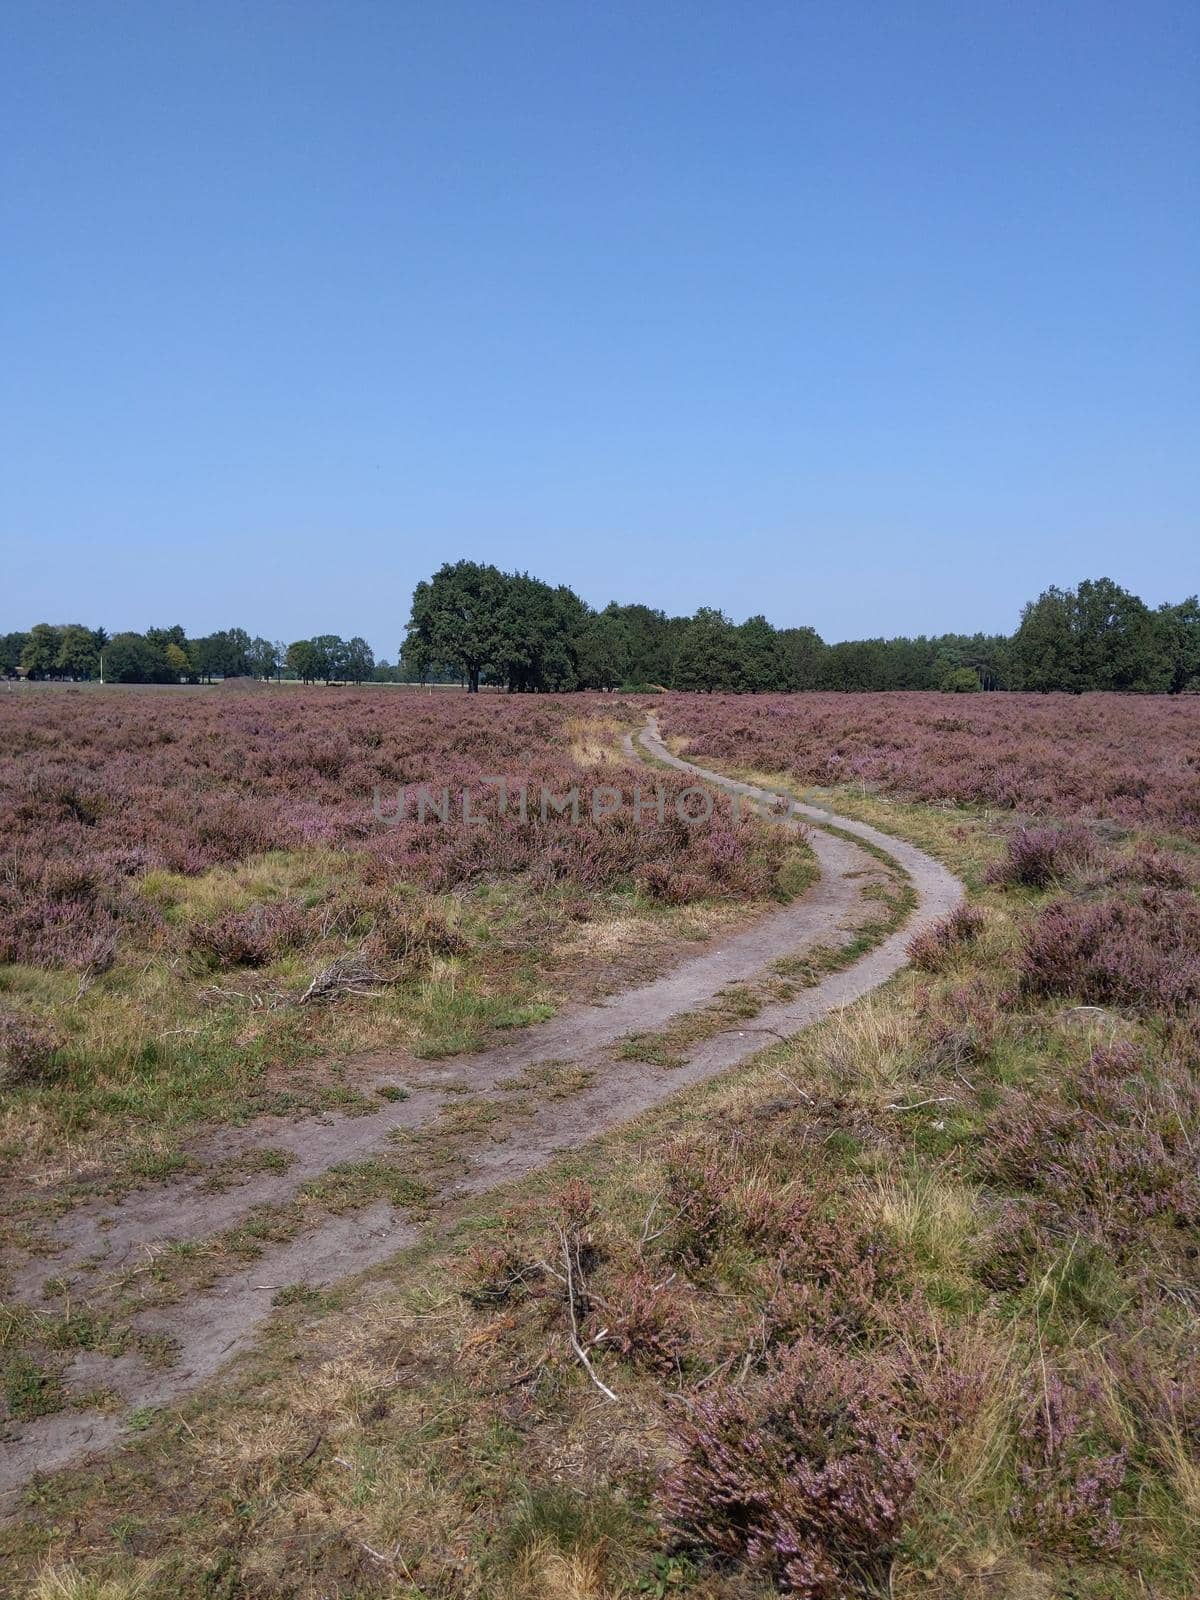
1;686;1198;1600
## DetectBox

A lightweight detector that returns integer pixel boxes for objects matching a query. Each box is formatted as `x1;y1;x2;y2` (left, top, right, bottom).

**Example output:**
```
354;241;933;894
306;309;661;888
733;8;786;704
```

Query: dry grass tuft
503;1538;613;1600
28;1566;158;1600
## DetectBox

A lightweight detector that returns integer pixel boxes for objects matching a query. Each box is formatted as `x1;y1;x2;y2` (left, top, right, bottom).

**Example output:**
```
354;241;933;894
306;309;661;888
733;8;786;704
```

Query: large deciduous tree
1013;586;1081;691
575;613;628;690
20;624;63;680
0;632;29;678
1074;577;1170;693
103;632;171;683
1014;579;1171;693
673;608;746;691
55;624;100;679
344;636;375;683
778;626;827;690
248;637;281;680
738;614;789;692
1157;597;1200;693
404;560;509;692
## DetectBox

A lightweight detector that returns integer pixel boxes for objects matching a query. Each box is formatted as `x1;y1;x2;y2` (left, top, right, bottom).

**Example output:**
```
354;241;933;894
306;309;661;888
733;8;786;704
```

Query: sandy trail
1;718;961;1499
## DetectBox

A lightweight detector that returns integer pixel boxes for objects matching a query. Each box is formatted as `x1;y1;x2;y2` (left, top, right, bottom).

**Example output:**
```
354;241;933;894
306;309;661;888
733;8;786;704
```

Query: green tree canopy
344;636;375;684
575;613;628;690
103;632;171;683
672;608;746;692
738;614;789;692
1013;586;1081;691
1157;597;1200;694
20;624;63;680
55;624;100;679
405;560;509;692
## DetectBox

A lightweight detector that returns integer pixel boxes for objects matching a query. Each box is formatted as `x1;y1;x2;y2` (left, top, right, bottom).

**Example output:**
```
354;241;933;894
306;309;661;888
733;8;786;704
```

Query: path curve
1;717;962;1501
637;713;962;930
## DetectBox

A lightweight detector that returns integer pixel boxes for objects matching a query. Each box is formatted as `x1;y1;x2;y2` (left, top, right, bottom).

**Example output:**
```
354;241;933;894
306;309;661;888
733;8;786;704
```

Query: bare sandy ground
1;718;961;1500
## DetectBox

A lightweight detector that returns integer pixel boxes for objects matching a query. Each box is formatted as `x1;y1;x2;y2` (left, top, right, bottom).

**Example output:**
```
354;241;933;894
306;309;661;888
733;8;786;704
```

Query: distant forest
5;567;1197;694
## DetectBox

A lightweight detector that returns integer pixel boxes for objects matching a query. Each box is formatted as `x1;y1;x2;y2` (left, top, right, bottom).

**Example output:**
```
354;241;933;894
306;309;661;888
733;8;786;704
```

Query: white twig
775;1069;815;1104
886;1095;957;1112
557;1224;618;1402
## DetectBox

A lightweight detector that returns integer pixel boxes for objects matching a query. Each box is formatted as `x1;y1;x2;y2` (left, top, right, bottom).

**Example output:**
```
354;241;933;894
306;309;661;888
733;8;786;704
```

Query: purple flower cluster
981;1042;1200;1241
663;1338;917;1598
1010;1370;1127;1554
1019;890;1200;1012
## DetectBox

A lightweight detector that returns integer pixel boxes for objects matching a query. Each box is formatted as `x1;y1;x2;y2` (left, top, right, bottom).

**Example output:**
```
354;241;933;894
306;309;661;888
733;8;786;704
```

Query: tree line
5;570;1197;693
0;624;389;686
401;563;1200;693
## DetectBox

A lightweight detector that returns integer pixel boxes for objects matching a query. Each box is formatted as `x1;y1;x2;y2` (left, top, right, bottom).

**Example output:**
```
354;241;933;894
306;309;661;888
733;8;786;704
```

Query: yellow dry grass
28;1566;158;1600
502;1539;612;1600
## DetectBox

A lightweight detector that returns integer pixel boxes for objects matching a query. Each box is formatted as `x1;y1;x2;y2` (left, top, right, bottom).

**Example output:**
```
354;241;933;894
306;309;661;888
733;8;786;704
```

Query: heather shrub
192;908;284;966
1020;892;1200;1011
663;1338;916;1597
1112;840;1200;891
356;898;467;965
1009;1369;1127;1554
602;1268;691;1375
715;1173;900;1319
907;902;986;971
633;862;707;904
761;1210;901;1350
553;1178;597;1237
461;1239;541;1308
918;978;1003;1069
985;825;1099;889
0;857;138;971
0;1012;63;1089
979;1043;1199;1240
187;902;313;969
724;1171;807;1248
1106;1341;1200;1469
975;1202;1045;1292
659;1147;728;1268
550;1179;601;1291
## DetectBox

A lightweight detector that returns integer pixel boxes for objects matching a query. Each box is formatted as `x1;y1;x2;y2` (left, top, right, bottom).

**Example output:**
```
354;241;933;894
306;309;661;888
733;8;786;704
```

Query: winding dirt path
1;718;961;1500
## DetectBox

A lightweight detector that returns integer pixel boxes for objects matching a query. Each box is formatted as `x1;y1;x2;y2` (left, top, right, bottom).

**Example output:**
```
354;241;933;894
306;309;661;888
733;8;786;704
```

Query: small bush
0;1012;63;1090
1010;1369;1127;1554
663;1338;916;1597
986;825;1099;889
659;1147;727;1268
188;902;311;968
602;1268;690;1374
1113;841;1200;891
1020;892;1200;1011
367;901;467;965
919;978;1002;1068
980;1042;1199;1240
461;1240;540;1308
907;903;985;971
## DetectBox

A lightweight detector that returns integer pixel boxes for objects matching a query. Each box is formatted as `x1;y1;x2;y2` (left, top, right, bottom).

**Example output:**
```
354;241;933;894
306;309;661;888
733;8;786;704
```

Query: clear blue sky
3;0;1196;656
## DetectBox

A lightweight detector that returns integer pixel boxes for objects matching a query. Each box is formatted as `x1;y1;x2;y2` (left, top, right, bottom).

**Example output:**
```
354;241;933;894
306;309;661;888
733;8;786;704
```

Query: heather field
2;687;1200;1600
0;686;787;972
659;691;1200;839
0;687;800;1187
